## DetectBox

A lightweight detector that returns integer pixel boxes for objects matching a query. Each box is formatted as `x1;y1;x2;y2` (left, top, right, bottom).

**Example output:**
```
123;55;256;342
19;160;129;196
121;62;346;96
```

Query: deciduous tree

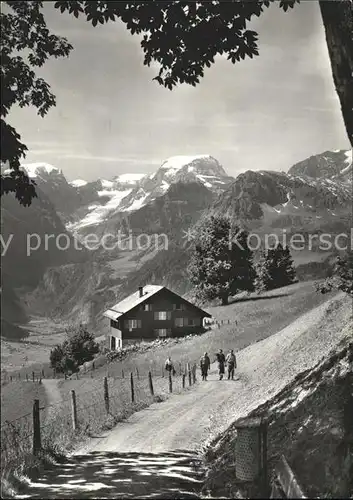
1;1;72;205
188;215;256;305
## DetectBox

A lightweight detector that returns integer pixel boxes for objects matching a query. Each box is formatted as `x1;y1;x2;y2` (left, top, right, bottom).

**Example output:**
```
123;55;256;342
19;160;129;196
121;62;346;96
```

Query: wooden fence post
32;371;35;382
169;372;173;393
182;373;186;389
148;371;154;396
71;390;78;430
162;365;164;377
10;375;12;382
192;364;196;384
32;399;41;455
130;372;135;403
122;369;124;379
188;369;192;387
103;377;109;414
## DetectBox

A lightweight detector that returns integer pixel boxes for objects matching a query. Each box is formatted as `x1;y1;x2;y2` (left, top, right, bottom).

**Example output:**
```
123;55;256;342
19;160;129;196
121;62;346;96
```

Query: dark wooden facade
107;287;211;349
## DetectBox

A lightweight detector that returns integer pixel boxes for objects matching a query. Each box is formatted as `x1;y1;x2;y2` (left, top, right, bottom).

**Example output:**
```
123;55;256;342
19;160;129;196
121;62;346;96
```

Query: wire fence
1;318;236;386
1;368;64;386
1;363;198;472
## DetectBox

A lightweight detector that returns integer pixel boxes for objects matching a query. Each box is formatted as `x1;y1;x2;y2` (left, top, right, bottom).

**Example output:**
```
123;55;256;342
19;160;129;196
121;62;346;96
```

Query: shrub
315;250;353;297
50;325;99;374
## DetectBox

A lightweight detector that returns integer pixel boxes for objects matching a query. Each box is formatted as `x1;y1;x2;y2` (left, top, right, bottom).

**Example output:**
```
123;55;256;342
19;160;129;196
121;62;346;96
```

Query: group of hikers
200;349;237;381
164;348;237;381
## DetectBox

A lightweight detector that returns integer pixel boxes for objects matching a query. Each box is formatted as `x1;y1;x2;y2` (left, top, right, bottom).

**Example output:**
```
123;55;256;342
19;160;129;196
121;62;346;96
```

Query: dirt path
19;293;351;499
42;379;63;421
75;293;350;454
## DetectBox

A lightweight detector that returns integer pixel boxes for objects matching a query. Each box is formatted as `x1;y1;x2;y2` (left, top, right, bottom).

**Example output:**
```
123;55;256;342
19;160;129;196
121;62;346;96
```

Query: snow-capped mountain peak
3;162;62;179
160;155;210;176
21;163;61;178
116;155;234;213
100;179;114;189
70;179;88;187
157;154;228;180
65;174;146;234
114;173;146;184
288;148;352;183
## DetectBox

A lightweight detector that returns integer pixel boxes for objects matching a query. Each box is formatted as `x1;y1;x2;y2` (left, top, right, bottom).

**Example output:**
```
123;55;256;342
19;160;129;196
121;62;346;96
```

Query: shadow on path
18;450;204;499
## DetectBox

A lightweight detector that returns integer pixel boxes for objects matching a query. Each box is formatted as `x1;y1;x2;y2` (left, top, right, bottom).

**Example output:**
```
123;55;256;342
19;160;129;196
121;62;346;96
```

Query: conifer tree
257;243;297;291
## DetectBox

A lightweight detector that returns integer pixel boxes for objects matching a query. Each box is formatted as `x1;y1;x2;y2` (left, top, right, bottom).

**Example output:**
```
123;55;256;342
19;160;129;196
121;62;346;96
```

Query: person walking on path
165;356;175;376
226;349;237;380
200;352;211;381
216;349;226;380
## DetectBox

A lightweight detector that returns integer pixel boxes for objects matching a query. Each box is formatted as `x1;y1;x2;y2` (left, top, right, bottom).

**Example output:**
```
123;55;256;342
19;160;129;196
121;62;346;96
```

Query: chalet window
154;311;171;321
111;319;119;329
175;317;185;327
124;319;142;330
173;303;185;311
142;303;152;311
175;317;200;327
154;328;171;337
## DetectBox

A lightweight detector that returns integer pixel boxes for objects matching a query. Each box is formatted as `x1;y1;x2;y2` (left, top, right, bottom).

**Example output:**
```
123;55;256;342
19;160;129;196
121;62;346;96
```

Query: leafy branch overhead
1;0;351;206
1;1;73;205
54;0;299;90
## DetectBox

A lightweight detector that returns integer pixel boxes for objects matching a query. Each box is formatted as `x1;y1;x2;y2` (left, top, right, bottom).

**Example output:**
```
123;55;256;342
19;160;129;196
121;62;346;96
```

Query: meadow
80;280;333;382
1;381;47;425
1;280;333;425
0;280;339;495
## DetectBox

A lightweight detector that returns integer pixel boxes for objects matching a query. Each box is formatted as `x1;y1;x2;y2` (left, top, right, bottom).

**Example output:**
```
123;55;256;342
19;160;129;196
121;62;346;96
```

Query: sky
8;1;350;181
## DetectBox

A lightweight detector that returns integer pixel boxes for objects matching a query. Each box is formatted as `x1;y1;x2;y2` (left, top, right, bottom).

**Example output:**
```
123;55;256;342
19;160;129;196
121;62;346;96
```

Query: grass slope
1;281;334;428
78;281;334;383
1;381;47;425
203;332;353;498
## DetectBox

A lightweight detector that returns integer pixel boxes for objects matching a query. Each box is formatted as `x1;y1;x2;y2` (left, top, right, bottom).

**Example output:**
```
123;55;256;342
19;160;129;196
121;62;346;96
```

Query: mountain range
1;148;352;338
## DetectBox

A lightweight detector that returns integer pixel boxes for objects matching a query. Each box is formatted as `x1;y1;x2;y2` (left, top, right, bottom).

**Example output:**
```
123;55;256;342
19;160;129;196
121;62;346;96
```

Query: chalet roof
103;284;211;318
104;285;164;319
103;309;123;321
